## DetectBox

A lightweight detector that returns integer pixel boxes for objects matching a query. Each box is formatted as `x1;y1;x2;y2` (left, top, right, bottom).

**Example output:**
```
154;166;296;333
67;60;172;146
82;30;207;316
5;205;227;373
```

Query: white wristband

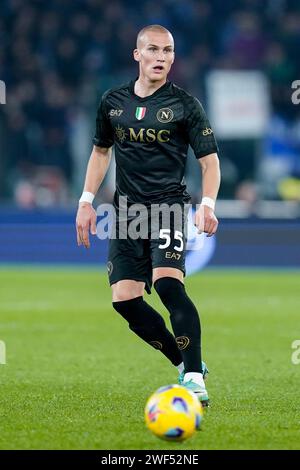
79;191;95;204
201;196;215;211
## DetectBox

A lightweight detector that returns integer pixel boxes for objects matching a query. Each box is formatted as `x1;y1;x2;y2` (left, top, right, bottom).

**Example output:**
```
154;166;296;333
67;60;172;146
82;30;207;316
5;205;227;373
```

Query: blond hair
136;25;173;48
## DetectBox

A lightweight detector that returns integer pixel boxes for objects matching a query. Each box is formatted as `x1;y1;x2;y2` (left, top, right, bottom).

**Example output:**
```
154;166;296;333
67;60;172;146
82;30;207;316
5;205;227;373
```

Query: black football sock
154;277;202;374
113;296;182;366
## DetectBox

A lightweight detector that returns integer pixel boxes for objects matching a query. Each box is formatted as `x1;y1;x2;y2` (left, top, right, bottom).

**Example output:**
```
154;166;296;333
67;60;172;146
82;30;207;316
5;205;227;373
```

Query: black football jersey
93;79;218;206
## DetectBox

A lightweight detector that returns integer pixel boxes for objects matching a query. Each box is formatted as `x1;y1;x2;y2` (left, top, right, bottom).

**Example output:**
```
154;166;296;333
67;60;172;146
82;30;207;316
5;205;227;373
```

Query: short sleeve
184;96;218;159
93;92;114;148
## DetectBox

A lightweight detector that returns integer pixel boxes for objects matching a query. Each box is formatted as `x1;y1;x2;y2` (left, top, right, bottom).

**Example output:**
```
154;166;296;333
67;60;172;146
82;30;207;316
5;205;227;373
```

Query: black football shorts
107;204;188;294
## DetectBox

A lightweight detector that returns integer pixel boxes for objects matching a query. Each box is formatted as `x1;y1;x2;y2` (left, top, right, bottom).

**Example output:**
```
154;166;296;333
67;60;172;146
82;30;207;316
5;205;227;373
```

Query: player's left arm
183;94;221;237
194;152;221;237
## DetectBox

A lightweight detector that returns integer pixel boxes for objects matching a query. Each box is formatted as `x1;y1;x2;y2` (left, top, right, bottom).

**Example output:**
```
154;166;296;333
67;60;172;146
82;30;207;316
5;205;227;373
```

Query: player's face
134;32;175;82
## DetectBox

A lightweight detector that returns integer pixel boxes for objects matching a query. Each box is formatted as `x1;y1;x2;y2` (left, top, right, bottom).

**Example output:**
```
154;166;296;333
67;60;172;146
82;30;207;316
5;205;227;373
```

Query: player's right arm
76;90;114;248
76;145;112;248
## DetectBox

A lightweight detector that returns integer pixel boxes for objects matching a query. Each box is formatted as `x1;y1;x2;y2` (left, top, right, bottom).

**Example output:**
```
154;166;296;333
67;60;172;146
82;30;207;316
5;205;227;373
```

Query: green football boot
182;378;209;407
178;361;209;385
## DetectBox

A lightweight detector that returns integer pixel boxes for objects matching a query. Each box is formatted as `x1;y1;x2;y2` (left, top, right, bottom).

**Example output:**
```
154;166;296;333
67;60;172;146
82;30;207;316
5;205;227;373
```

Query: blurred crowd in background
0;0;300;208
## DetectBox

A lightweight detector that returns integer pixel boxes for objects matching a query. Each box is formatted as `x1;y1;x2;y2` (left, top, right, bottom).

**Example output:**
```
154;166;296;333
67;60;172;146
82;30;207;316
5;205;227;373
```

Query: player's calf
112;296;182;366
154;276;203;373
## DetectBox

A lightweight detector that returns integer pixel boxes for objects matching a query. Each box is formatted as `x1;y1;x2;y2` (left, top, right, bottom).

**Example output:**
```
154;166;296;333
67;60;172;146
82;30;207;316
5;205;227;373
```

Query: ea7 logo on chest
157;107;174;123
109;109;123;117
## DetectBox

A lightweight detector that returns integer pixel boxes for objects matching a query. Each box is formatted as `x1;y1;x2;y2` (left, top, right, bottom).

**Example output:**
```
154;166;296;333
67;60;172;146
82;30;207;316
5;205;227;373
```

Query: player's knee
112;290;135;302
112;282;143;302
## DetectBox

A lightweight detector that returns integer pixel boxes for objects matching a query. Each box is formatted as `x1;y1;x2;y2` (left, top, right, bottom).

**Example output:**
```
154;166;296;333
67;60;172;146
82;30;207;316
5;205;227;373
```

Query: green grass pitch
0;268;299;450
